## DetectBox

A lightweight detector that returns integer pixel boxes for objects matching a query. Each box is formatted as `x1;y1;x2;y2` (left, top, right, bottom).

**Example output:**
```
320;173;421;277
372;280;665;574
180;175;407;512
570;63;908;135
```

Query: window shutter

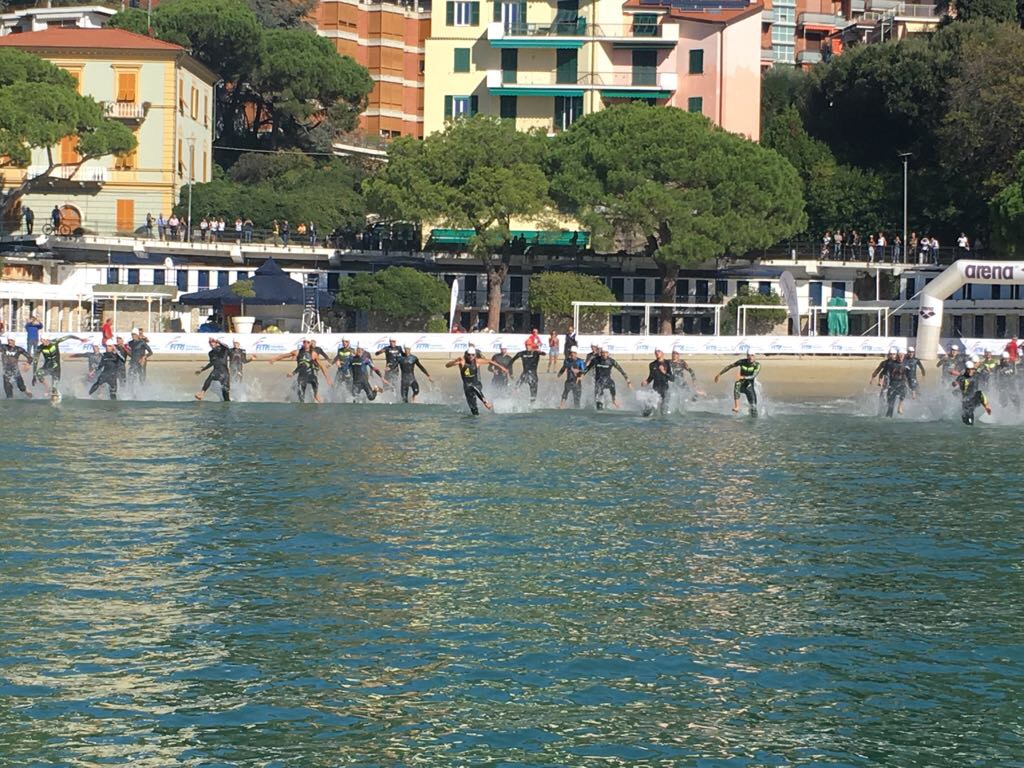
469;95;478;115
444;95;453;119
454;48;470;72
470;1;479;25
446;1;454;24
493;0;501;22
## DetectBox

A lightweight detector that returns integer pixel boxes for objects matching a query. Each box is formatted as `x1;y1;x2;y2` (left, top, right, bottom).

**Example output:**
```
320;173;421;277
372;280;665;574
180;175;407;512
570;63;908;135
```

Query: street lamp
899;152;911;262
186;137;196;243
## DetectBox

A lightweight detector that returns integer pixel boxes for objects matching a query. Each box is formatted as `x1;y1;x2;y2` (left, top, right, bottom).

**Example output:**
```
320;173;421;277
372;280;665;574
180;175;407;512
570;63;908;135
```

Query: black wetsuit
199;345;231;400
489;353;513;388
293;348;321;403
333;345;356;386
115;345;129;384
0;344;30;398
350;354;380;401
996;360;1020;410
883;359;909;417
458;357;486;415
670;359;698;400
88;350;122;399
719;358;761;414
955;371;988;425
228;348;251;382
84;351;103;379
586;355;628;410
377;345;403;386
905;354;925;392
34;336;76;395
976;357;998;388
558;357;586;407
127;338;153;383
397;353;430;403
643;359;675;416
510;349;546;401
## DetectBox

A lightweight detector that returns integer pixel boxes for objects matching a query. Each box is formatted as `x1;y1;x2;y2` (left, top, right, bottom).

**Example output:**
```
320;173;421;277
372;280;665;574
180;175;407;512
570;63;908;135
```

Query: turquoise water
1;401;1022;767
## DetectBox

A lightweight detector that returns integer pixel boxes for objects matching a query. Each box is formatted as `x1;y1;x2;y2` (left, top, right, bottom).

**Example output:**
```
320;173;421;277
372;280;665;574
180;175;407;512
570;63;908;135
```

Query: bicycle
41;222;73;237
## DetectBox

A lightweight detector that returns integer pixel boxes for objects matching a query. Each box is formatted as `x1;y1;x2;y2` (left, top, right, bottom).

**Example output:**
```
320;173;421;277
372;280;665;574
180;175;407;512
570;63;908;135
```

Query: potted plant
229;279;256;333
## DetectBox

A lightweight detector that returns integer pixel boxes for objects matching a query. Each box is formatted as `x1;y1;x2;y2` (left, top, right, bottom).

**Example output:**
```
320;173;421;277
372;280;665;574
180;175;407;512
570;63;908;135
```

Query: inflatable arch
915;260;1024;361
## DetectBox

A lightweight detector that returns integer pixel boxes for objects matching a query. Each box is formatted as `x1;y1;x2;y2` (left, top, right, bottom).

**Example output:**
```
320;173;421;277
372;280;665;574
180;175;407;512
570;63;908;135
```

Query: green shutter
446;1;454;24
454;48;471;72
500;95;517;120
445;95;453;119
469;94;479;115
501;48;517;83
687;96;702;113
556;49;578;84
493;0;501;22
689;49;704;75
518;0;527;25
470;1;479;25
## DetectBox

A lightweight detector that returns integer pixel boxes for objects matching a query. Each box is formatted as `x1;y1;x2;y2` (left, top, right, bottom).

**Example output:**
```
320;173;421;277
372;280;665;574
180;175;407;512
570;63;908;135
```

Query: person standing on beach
24;315;42;357
547;330;560;372
714;351;761;415
446;346;506;415
397;345;432;403
195;338;231;401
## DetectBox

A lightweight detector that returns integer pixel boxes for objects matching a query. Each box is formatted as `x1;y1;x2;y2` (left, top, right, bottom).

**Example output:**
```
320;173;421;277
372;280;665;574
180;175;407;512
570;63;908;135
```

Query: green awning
488;86;585;97
601;90;672;100
428;229;589;247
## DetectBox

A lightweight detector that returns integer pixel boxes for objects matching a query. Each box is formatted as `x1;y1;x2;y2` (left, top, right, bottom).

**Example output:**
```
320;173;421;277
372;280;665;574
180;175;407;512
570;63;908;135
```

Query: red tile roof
0;28;183;52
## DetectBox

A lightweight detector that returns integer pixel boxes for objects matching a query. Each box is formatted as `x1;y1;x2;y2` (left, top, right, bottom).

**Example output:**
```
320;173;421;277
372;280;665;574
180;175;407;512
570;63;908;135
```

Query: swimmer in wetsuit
195;337;232;401
88;340;123;400
349;346;386;402
641;349;675;416
126;331;153;384
228;340;256;383
446;346;506;415
954;360;992;425
669;351;702;400
273;339;329;403
995;351;1020;411
33;334;87;399
332;338;356;389
397;346;432;403
715;351;761;415
883;351;910;417
509;340;546;402
0;337;32;398
489;345;513;389
375;337;404;389
904;345;926;399
557;345;586;409
584;347;631;410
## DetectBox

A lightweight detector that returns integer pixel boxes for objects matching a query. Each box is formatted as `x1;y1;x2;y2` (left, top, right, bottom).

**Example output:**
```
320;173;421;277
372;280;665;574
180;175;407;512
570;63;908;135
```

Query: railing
798;11;845;26
102;101;146;120
759;240;987;267
797;49;823;64
893;2;942;17
487;20;680;40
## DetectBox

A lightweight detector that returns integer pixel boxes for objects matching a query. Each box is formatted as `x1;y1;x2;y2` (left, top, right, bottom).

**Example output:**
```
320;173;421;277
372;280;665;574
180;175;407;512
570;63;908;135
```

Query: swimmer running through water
1;337;32;399
715;351;760;415
397;345;432;403
272;339;329;403
446;346;506;415
954;360;992;425
88;340;123;400
641;349;675;416
195;337;231;401
33;334;87;399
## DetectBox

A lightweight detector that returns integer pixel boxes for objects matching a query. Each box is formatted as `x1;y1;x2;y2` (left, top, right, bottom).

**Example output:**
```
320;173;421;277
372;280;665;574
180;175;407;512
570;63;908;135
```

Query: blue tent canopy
178;257;334;307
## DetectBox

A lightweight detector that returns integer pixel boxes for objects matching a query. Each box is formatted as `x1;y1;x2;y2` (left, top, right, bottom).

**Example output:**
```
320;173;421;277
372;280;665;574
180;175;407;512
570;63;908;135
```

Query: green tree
336;266;449;330
551;104;805;334
229;278;255;313
244;0;315;27
366;116;552;331
722;287;787;335
0;49;136;222
176;154;365;231
527;272;616;332
990;151;1024;255
954;0;1017;22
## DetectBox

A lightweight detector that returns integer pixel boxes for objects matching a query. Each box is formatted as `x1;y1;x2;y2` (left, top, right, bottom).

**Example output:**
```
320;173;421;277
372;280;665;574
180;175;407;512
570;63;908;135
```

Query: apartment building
316;0;430;138
421;0;762;139
0;4;115;36
0;28;217;235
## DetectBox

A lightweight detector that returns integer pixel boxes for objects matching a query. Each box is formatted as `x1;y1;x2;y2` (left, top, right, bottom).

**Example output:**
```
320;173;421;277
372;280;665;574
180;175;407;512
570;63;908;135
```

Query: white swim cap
569;345;579;352
1002;351;1011;358
971;355;980;363
952;344;960;350
467;346;477;355
907;346;915;352
888;347;897;354
966;360;975;369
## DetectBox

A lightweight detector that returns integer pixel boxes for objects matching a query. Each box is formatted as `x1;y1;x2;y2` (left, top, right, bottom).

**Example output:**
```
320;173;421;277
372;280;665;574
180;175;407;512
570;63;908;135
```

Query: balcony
894;2;941;17
761;8;775;22
796;49;823;64
486;19;679;48
797;11;844;28
101;101;149;124
486;69;677;97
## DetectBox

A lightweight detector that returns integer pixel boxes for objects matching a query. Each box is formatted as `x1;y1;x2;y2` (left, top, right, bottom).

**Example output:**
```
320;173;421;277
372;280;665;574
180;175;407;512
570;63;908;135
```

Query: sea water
0;395;1022;767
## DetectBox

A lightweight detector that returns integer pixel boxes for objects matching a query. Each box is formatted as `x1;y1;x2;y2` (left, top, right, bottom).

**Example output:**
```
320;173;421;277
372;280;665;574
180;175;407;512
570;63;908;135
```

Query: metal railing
759;240;987;267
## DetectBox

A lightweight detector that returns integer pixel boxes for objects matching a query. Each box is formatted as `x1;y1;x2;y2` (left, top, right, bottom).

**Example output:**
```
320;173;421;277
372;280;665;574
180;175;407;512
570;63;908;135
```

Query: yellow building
422;0;762;139
0;28;217;235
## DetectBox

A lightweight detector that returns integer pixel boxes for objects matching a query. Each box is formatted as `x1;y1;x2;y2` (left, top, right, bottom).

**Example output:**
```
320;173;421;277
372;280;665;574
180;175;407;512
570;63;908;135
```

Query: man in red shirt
526;327;542;350
101;317;113;345
1005;337;1018;364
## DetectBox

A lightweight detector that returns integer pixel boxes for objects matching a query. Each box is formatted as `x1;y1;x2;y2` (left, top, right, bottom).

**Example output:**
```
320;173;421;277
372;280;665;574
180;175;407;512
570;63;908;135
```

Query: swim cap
467;346;477;355
1002;351;1011;358
888;347;897;354
907;346;915;352
966;360;975;369
569;345;579;353
952;344;959;350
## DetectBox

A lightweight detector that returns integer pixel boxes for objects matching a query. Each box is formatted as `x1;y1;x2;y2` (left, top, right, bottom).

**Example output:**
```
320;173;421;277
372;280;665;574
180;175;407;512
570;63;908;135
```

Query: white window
452;1;474;25
453;96;472;116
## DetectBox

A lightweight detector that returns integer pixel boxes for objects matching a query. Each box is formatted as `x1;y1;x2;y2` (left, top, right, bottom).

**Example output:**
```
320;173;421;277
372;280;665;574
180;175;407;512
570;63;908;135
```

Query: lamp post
899;152;911;263
186;137;196;243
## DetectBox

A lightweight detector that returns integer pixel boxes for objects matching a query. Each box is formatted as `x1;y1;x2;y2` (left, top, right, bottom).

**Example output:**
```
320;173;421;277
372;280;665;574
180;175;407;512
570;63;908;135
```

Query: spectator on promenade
200;217;209;242
867;234;876;263
23;206;34;235
235;218;243;242
25;315;43;356
217;218;226;241
909;232;919;262
157;213;166;240
892;235;902;263
308;222;316;246
877;232;887;262
834;230;844;259
145;212;154;239
296;221;307;242
957;232;970;257
527;327;542;349
281;220;290;246
168;214;180;241
243;218;253;243
271;219;280;243
821;231;832;258
50;205;61;230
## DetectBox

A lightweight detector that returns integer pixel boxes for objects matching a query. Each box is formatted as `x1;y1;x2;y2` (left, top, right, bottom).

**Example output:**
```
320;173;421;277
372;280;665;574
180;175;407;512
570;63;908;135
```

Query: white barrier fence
6;332;1011;358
